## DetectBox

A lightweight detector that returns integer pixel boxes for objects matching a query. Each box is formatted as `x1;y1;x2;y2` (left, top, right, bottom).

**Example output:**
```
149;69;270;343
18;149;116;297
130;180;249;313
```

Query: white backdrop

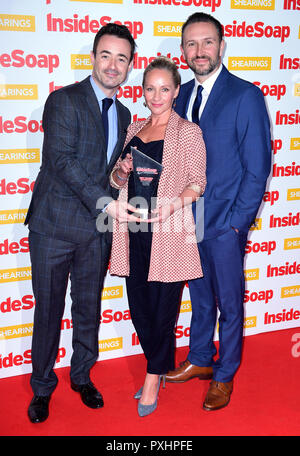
0;0;299;378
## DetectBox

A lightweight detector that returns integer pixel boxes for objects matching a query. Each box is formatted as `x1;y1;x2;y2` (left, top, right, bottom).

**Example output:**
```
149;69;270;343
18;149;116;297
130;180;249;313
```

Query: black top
123;136;163;207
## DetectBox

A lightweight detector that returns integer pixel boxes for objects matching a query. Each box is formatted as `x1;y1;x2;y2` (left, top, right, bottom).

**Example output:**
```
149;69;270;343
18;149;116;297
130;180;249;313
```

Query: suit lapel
199;66;229;127
177;80;194;119
177;67;230;127
81;77;107;145
80;78;130;170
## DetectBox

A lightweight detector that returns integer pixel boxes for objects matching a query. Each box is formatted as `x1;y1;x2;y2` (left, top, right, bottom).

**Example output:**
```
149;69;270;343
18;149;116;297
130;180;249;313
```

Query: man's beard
188;55;220;77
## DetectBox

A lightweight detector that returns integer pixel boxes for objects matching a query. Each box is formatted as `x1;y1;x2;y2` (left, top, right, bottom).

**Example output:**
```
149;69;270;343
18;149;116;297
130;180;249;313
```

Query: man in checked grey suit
25;23;138;423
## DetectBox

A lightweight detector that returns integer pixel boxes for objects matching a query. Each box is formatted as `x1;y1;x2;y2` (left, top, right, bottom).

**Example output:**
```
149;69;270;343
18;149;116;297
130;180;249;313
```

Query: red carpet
0;328;299;438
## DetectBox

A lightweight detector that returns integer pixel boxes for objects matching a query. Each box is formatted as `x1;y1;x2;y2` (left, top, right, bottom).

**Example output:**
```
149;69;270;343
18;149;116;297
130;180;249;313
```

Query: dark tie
192;85;203;124
102;98;113;149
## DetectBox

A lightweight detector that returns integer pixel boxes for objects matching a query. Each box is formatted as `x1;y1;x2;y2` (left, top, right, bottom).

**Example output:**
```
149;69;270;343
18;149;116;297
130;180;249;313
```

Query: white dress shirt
186;64;223;123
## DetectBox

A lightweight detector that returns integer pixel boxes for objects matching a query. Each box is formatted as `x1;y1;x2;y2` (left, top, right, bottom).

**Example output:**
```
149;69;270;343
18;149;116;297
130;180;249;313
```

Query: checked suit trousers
29;230;111;396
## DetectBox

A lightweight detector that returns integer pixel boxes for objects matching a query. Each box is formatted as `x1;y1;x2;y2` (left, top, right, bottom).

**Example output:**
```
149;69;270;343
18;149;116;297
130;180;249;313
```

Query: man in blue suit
166;13;271;410
25;24;138;423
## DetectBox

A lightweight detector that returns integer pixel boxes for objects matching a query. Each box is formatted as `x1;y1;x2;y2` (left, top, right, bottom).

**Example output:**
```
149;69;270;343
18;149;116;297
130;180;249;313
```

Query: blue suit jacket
25;77;130;244
175;66;271;240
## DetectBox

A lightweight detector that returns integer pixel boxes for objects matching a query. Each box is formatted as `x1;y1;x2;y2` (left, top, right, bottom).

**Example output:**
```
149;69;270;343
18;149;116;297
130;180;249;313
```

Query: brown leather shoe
203;380;233;411
165;360;213;383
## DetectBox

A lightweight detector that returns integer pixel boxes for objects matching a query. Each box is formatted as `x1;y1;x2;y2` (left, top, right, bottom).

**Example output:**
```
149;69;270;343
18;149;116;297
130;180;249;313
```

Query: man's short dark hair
181;12;224;45
92;23;136;62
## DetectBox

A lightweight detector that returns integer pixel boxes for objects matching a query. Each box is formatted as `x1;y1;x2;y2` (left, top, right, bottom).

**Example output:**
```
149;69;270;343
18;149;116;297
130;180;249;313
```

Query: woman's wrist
171;197;183;213
113;168;129;183
116;171;128;182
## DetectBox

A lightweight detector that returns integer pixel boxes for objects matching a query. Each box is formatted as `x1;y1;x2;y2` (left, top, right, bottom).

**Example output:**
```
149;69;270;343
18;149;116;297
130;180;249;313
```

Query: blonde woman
109;57;206;417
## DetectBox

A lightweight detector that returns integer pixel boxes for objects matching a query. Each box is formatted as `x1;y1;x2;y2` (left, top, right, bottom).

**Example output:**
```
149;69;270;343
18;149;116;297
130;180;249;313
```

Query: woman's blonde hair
142;56;181;88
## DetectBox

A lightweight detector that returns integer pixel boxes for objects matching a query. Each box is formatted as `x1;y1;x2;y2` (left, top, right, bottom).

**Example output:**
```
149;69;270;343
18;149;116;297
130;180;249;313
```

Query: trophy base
134;208;150;220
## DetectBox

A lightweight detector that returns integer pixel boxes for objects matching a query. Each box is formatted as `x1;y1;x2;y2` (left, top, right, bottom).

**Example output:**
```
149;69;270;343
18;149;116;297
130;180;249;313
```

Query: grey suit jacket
25;76;131;243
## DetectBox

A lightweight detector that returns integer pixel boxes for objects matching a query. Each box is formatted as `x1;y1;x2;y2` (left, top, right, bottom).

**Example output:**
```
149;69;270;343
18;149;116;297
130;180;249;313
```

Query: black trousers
126;227;183;375
28;230;111;396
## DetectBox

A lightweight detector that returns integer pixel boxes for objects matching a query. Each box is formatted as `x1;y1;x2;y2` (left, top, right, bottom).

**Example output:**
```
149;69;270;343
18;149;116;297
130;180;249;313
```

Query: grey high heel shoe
137;375;166;417
134;386;143;400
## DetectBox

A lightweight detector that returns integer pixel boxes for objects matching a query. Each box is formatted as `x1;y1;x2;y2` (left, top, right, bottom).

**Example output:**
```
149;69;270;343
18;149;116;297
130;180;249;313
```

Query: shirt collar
195;63;223;96
89;75;116;104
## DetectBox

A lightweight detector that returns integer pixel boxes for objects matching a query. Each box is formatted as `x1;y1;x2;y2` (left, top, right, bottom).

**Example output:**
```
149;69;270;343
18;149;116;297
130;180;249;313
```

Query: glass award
130;146;163;219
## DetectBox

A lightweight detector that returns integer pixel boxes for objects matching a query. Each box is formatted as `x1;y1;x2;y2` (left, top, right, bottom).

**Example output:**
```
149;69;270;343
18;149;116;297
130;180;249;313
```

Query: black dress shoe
28;395;51;423
71;381;104;409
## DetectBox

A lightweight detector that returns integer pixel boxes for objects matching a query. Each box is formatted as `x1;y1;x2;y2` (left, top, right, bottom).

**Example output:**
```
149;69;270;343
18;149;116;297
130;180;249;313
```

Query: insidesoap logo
264;307;300;324
0;14;35;31
224;22;289;43
153;21;183;37
0;84;38;100
0;148;40;164
228;57;271;70
47;14;143;39
71;54;92;70
0;237;29;255
99;337;123;352
1;177;35;195
283;0;300;10
70;0;123;3
0;323;33;340
0;50;59;74
133;0;221;13
231;0;275;9
0;209;27;224
0;267;32;283
0;295;35;314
